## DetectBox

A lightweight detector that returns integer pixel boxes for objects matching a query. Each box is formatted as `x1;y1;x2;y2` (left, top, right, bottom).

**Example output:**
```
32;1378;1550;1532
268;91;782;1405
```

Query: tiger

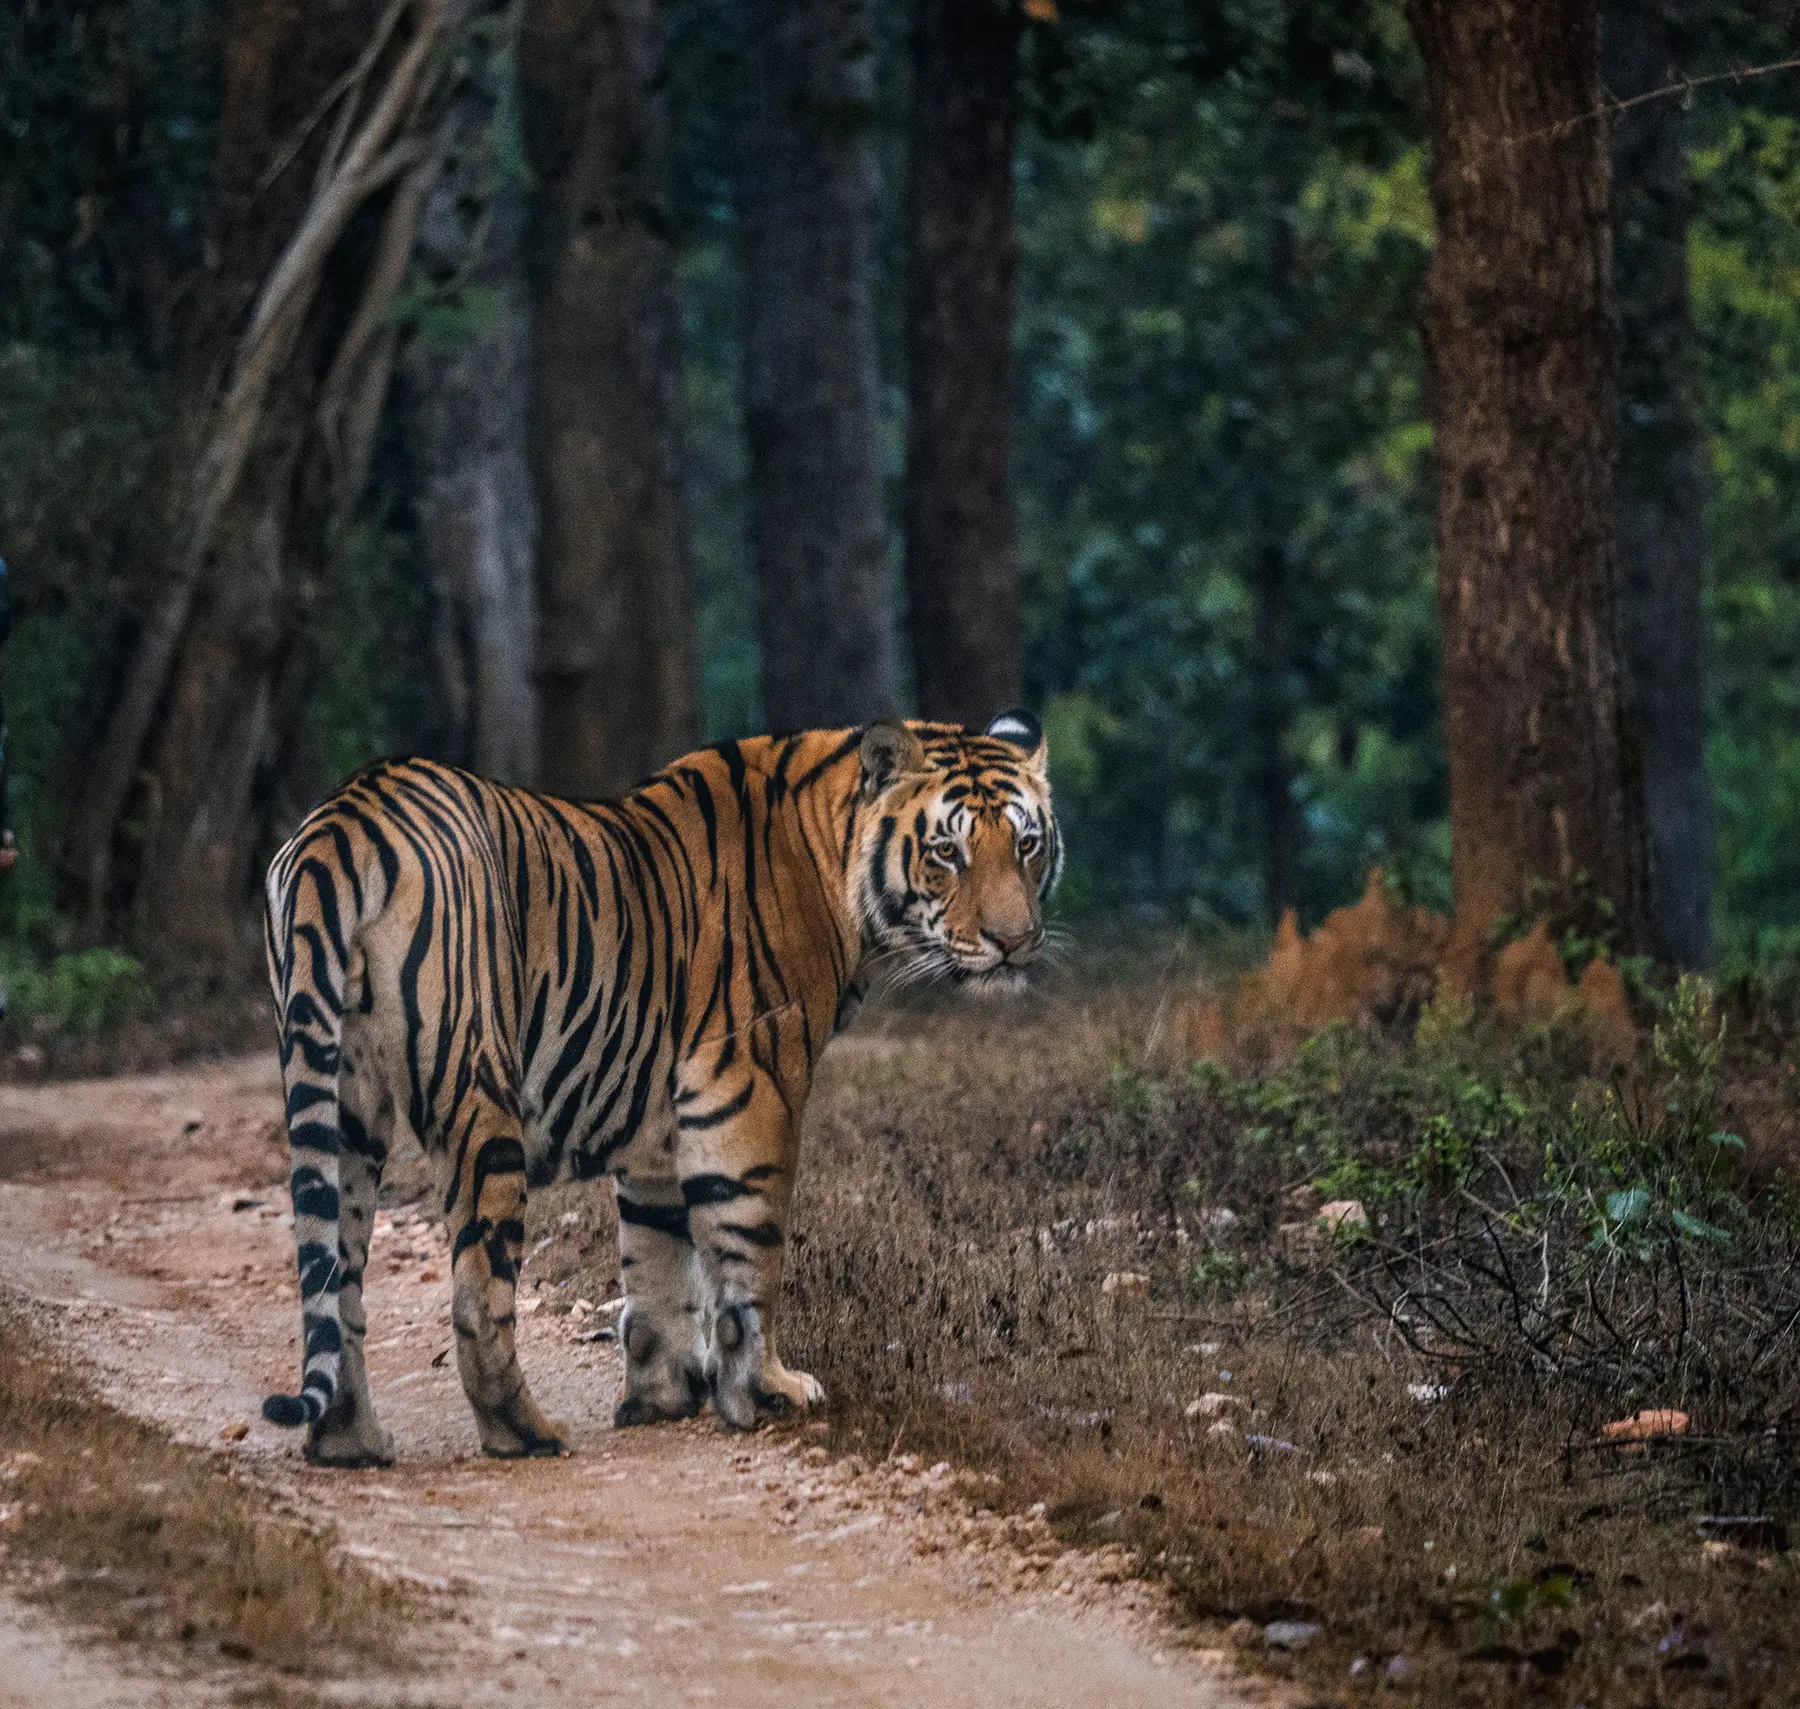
259;712;1060;1464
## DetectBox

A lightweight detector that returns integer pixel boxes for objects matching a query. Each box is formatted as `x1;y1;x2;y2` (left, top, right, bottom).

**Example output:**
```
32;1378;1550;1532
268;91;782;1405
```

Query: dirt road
0;1054;1263;1707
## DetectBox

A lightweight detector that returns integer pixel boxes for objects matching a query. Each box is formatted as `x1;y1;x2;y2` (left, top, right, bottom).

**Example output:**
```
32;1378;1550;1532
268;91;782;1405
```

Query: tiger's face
854;711;1061;990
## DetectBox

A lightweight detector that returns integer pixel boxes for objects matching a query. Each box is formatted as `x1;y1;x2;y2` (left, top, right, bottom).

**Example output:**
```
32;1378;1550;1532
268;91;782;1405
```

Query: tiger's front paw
477;1396;572;1458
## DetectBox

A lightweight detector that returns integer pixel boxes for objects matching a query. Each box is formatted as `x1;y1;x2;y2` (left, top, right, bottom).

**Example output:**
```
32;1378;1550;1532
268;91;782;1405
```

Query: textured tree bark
903;0;1023;730
520;0;698;799
136;0;390;954
1408;0;1654;956
1607;0;1714;967
405;66;541;786
735;0;899;730
1251;541;1299;922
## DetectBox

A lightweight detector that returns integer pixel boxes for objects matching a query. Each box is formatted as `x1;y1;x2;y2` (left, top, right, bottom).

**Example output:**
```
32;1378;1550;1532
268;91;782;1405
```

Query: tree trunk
405;55;541;786
903;0;1022;730
1607;0;1714;967
1408;0;1654;956
735;0;898;730
520;0;698;798
1252;541;1299;922
135;0;391;954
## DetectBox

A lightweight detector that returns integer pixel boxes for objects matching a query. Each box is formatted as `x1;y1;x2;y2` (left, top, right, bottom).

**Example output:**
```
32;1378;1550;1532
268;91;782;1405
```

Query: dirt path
0;1055;1263;1707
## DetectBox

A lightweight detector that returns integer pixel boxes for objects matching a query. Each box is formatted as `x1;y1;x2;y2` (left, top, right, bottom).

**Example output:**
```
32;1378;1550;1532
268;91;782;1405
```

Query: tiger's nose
983;925;1039;963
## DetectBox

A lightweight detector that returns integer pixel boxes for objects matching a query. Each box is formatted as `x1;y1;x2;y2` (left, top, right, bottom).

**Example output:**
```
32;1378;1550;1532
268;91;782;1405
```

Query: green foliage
1692;107;1800;962
306;517;433;787
1;946;150;1033
0;0;217;352
1013;25;1442;926
1546;975;1758;1257
1186;1245;1247;1297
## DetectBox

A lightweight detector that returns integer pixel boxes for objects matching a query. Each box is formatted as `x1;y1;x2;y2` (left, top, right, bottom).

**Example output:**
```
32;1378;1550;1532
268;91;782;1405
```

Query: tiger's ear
985;708;1047;779
859;720;927;800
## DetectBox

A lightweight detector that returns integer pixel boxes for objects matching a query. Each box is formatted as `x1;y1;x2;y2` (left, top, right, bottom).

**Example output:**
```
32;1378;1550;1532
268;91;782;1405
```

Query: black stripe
718;1220;782;1248
675;1078;754;1132
681;1172;758;1207
616;1196;692;1242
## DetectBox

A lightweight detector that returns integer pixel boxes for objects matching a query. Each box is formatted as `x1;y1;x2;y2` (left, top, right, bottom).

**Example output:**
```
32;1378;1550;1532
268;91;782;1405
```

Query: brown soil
0;1054;1267;1707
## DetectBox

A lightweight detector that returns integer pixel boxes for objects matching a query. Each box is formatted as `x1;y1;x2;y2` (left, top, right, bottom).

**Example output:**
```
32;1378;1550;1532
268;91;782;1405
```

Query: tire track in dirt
0;1056;1266;1707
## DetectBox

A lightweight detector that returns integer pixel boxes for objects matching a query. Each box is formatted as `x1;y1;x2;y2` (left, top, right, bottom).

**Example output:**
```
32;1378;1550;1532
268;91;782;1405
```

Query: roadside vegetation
0;1308;411;1679
745;948;1800;1705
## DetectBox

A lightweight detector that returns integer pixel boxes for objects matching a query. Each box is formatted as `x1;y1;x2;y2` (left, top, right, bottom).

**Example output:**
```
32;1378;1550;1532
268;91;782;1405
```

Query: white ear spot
985;711;1039;746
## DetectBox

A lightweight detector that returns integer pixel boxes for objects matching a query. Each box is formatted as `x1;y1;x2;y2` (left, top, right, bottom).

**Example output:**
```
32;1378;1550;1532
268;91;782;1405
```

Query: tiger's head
853;711;1061;991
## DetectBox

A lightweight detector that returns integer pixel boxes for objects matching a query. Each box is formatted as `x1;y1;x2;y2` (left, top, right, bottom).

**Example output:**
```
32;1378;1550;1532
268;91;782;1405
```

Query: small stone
1185;1393;1243;1419
518;1296;542;1315
217;1420;250;1442
1317;1199;1368;1234
1264;1620;1323;1650
1602;1408;1689;1442
1349;1656;1370;1678
1701;1539;1736;1564
1101;1271;1151;1299
1206;1420;1238;1439
1627;1600;1673;1636
13;1044;44;1069
1384;1655;1415;1683
572;1298;595;1315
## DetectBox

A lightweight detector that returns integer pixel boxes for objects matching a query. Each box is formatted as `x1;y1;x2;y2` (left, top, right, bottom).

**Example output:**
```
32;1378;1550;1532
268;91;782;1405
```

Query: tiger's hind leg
611;1172;708;1427
304;1073;396;1468
446;1104;570;1458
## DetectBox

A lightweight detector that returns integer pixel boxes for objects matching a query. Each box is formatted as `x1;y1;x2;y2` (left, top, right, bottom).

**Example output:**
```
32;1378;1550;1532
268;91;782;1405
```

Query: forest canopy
4;0;1800;1007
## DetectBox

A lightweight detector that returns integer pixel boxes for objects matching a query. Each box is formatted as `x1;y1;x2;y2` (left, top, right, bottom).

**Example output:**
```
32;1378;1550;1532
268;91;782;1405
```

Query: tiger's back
262;717;1058;1462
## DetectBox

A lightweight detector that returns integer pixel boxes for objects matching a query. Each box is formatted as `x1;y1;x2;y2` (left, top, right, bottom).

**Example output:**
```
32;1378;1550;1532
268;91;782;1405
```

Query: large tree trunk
903;0;1023;730
71;0;501;949
520;0;698;799
1607;0;1714;967
1408;0;1654;957
735;0;898;730
405;54;541;785
135;0;392;954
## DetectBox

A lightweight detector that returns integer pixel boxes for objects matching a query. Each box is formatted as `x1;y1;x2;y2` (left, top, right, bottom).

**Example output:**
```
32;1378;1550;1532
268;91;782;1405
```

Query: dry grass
0;1304;411;1675
753;960;1800;1707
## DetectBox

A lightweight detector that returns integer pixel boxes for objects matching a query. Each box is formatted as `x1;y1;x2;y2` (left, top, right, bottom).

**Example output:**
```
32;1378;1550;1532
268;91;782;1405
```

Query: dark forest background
5;0;1800;1023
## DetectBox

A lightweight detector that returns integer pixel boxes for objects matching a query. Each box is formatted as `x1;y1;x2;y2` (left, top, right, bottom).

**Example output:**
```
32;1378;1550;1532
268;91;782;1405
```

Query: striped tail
260;835;353;1430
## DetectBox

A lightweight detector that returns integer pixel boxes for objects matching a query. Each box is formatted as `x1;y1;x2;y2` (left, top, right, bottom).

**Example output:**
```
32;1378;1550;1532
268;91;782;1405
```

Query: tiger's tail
259;823;361;1431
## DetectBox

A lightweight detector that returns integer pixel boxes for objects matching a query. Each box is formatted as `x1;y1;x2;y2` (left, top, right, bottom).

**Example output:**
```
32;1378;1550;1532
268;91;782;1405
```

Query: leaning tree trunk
1607;0;1714;967
736;0;898;730
405;45;540;786
903;0;1023;730
520;0;698;799
70;0;505;949
135;0;394;953
1408;0;1654;960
